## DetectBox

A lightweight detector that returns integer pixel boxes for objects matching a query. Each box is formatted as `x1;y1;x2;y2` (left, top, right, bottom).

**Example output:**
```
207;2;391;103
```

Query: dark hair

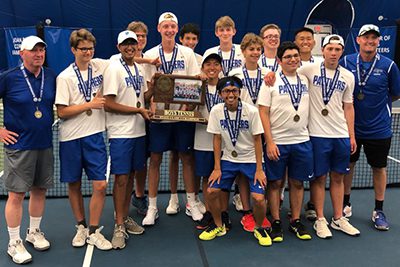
294;27;314;39
179;23;200;39
217;76;243;93
277;41;300;60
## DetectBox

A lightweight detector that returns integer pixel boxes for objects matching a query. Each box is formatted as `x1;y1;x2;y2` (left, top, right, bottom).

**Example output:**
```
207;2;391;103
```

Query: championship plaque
152;73;206;122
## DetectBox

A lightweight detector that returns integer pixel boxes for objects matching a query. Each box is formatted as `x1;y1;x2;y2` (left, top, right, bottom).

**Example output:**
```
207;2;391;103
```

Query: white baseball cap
322;34;345;47
20;36;46;51
117;30;138;45
158;12;178;25
358;24;380;37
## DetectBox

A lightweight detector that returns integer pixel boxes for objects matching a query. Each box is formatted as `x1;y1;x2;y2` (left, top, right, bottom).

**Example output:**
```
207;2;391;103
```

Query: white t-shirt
257;73;310;144
195;52;203;68
56;58;109;142
144;43;200;123
109;53;121;61
103;59;148;138
194;84;223;151
207;101;264;163
300;55;324;67
298;62;354;138
228;66;271;106
203;44;244;77
258;55;281;73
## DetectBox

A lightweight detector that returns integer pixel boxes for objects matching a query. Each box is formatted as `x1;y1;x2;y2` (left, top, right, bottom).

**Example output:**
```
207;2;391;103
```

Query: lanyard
242;66;262;104
261;54;278;72
356;53;378;87
279;71;303;111
20;65;44;102
120;58;141;98
73;63;92;102
218;46;235;76
205;84;222;113
159;44;178;74
223;100;242;147
320;62;340;105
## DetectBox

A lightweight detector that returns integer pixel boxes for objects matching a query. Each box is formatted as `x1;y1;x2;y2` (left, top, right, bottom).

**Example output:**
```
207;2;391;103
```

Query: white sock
187;192;196;206
170;193;178;203
148;197;157;208
8;226;21;244
29;216;42;232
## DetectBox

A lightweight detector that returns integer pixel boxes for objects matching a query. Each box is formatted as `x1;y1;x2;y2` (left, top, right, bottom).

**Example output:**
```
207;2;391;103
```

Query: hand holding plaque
152;73;206;122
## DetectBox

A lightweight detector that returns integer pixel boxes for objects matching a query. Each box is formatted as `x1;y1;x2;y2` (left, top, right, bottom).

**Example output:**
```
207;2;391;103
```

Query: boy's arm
57;92;105;119
104;95;152;120
208;134;222;187
258;105;280;161
253;134;266;188
343;102;356;154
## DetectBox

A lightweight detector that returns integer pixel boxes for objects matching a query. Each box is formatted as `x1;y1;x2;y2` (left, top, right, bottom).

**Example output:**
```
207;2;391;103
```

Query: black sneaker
269;220;283;242
196;211;213;230
289;219;312;240
222;211;232;231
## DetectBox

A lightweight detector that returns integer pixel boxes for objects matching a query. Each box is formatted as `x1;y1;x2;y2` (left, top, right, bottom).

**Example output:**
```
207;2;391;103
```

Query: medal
86;109;92;116
224;100;242;158
293;114;300;122
243;66;262;104
280;72;304;119
321;109;329;116
218;45;236;76
136;101;141;108
120;58;143;107
320;62;340;109
231;150;238;157
34;109;42;119
357;92;365;100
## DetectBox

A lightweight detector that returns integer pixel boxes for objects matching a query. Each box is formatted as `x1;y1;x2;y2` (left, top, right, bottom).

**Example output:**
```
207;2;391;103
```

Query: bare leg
89;180;107;225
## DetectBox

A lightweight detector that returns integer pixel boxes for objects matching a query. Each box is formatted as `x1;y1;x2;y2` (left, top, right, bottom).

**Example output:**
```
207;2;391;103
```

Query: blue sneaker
131;195;148;215
372;210;389;231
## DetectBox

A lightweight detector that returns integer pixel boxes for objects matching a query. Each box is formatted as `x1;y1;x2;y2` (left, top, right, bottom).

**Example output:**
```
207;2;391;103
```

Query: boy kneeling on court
199;76;271;246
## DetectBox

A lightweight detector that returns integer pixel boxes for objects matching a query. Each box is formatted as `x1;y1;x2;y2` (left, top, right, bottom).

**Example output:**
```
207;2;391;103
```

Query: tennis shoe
330;217;360;236
87;226;112;250
372;210;389;231
25;228;50;251
253;227;272;246
124;216;144;235
8;239;32;264
142;207;159;226
111;224;128;250
343;204;352;218
232;194;243;211
72;224;88;247
313;217;332;239
199;223;226;241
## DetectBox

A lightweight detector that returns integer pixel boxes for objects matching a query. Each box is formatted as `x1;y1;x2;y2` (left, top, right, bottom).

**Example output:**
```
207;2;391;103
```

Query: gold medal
321;109;329;116
86;109;92;116
231;150;238;157
34;109;42;119
357;92;364;100
293;114;300;122
136;101;141;108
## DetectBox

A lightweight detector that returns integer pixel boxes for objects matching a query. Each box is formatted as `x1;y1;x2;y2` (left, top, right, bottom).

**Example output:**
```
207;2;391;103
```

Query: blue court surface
0;189;399;267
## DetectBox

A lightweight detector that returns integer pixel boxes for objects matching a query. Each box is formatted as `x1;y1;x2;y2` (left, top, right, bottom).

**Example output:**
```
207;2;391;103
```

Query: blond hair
240;33;263;51
69;28;96;48
215;16;235;31
259;24;281;37
127;21;148;34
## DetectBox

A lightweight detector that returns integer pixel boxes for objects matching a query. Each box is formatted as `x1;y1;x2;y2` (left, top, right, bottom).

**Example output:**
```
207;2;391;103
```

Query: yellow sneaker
253;228;272;246
199;224;226;241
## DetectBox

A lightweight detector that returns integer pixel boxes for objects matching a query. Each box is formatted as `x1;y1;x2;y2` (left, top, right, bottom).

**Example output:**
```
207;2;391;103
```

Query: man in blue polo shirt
340;24;400;231
0;36;56;264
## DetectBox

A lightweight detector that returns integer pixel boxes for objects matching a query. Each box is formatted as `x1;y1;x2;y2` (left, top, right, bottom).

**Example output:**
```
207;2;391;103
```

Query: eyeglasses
76;47;95;52
282;54;300;60
263;34;280;40
221;88;240;94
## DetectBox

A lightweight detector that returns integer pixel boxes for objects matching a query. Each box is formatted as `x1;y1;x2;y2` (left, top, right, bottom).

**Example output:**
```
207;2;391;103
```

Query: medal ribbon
218;46;235;76
73;63;92;102
279;71;303;112
261;55;278;72
159;44;178;74
205;84;223;113
223;100;242;147
120;58;141;98
243;66;262;104
20;65;44;103
356;53;378;87
320;62;340;105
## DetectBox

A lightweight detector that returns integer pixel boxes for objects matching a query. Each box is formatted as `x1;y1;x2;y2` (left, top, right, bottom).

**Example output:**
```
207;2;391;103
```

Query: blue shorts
265;141;314;182
149;122;195;153
310;137;350;177
109;137;146;175
210;160;265;195
60;132;107;183
194;150;214;177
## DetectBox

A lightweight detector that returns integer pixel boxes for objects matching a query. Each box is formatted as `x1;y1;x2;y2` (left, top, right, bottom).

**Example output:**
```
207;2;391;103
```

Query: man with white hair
0;36;56;264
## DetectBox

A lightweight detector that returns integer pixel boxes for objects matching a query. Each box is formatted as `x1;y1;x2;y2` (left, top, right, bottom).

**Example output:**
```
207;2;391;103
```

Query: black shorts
350;137;391;168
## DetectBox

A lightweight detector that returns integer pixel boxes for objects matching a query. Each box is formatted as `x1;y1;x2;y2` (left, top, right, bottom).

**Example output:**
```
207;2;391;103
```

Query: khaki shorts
2;148;54;193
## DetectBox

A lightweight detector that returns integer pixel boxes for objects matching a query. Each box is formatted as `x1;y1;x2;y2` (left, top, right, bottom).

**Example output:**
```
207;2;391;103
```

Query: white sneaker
166;199;180;215
87;226;112;250
185;203;204;221
313;217;333;239
25;228;50;251
232;194;243;212
72;225;88;247
8;240;32;264
330;217;360;236
196;200;206;214
142;207;159;226
343;204;352;218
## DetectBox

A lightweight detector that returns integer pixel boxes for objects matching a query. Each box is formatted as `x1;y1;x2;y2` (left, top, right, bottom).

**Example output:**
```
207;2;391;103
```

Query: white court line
82;244;94;267
388;155;400;164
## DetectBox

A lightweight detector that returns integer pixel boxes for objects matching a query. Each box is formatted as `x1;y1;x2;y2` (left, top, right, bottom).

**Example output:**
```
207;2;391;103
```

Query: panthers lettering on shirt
298;62;354;138
103;60;148;138
340;53;400;139
56;58;109;142
144;43;200;123
257;73;310;144
203;44;244;77
228;66;271;106
207;101;264;163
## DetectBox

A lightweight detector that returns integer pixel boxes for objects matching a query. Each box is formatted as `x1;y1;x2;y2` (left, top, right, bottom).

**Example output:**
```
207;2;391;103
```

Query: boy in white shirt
258;24;281;72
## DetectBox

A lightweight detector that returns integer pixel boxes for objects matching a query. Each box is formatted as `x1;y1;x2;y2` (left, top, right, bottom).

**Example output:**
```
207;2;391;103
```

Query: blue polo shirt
340;53;400;139
0;66;56;150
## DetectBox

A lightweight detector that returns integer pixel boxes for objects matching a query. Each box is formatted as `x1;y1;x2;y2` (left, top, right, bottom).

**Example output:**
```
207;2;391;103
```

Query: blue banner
344;26;397;60
4;27;37;69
